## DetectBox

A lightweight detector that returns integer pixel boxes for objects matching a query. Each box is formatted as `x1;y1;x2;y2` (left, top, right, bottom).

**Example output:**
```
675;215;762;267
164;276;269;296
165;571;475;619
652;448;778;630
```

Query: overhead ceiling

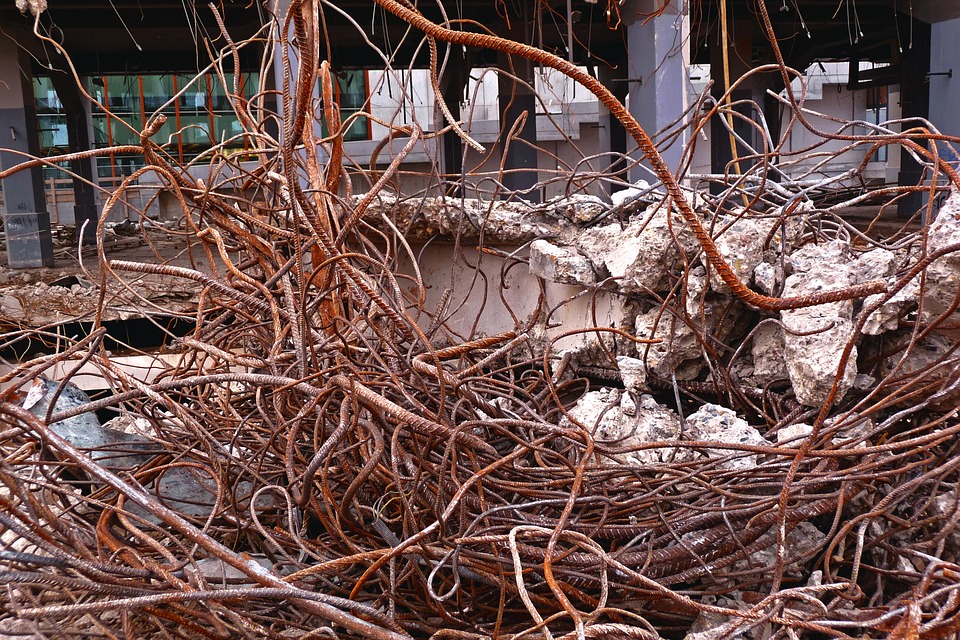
0;0;949;76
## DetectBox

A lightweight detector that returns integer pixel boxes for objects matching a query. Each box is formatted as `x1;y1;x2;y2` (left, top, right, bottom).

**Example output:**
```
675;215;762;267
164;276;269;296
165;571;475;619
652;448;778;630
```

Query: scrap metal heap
1;1;960;639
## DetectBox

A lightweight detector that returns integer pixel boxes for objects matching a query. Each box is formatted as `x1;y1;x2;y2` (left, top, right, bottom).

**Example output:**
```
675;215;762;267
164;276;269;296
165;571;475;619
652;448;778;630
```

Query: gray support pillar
897;19;931;219
597;61;629;196
49;73;98;244
437;46;469;195
0;36;54;268
497;52;540;203
622;0;689;180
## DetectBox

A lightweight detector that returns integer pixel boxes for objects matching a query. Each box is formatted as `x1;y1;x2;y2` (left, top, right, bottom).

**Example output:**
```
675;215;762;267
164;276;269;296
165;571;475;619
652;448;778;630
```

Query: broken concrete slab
703;213;779;295
780;241;859;407
571;205;701;294
22;377;160;470
528;240;597;286
545;193;607;225
360;193;565;243
560;388;683;465
684;403;769;470
921;188;960;324
20;377;263;523
749;323;790;387
635;307;706;380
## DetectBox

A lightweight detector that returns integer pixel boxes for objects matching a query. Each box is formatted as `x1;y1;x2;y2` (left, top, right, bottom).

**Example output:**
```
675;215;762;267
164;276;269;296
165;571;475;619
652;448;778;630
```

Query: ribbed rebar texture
2;1;960;639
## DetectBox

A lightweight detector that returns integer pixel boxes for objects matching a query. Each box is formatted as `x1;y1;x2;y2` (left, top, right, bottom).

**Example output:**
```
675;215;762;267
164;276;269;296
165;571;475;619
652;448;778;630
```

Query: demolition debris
1;1;960;639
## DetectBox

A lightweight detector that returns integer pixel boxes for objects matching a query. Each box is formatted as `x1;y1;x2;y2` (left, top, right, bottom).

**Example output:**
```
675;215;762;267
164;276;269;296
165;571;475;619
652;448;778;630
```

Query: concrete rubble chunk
528;240;597;286
609;179;652;209
862;277;919;335
776;422;813;445
850;247;897;284
22;377;261;522
544;193;607;224
712;522;826;579
560;388;682;465
733;521;826;580
922;188;960;324
23;378;160;470
0;294;25;320
749;323;790;387
186;555;277;588
780;241;858;407
635;307;705;380
572;206;700;294
753;260;782;296
683;594;759;640
932;489;960;555
360;193;563;243
615;355;647;391
825;412;876;447
703;213;778;294
684;404;769;470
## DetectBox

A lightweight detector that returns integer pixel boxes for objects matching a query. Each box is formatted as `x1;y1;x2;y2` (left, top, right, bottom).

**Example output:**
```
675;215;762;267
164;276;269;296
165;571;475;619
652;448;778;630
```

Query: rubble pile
1;3;960;640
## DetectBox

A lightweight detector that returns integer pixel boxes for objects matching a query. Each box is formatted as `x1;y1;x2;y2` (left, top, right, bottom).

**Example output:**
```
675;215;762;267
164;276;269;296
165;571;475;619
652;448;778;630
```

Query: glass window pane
34;77;61;113
141;74;174;114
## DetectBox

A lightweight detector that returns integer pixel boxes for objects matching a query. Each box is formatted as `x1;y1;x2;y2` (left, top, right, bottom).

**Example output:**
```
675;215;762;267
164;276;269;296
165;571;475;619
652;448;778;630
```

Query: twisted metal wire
0;1;959;639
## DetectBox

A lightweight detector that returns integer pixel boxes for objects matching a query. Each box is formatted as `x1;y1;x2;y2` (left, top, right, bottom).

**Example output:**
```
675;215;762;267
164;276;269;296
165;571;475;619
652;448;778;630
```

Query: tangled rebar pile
3;1;960;638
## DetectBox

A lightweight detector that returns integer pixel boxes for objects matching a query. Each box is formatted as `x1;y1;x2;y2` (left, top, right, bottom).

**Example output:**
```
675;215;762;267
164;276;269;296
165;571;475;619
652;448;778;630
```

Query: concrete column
622;0;690;179
897;18;931;218
597;60;629;196
497;51;540;203
0;35;54;268
49;73;98;244
436;46;469;194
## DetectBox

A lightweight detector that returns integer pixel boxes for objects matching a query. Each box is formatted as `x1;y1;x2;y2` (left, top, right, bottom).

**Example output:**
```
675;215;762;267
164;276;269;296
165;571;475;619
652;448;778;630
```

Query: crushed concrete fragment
561;388;683;465
684;593;762;640
776;422;813;445
862;277;919;335
21;377;262;522
921;188;960;323
781;241;858;407
932;489;960;554
850;248;898;284
102;413;156;439
23;377;160;471
684;404;769;470
753;260;782;296
186;555;285;588
545;193;607;224
786;239;850;274
748;323;790;387
0;295;24;321
726;521;826;583
572;206;700;294
528;240;596;285
704;213;778;295
615;355;647;391
361;193;565;242
609;179;652;208
635;307;706;380
825;413;876;447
